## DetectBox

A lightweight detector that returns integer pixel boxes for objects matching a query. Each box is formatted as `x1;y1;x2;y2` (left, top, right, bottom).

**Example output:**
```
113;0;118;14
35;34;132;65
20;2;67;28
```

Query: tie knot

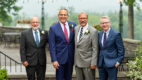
35;30;38;33
81;27;83;30
64;24;66;27
104;32;106;35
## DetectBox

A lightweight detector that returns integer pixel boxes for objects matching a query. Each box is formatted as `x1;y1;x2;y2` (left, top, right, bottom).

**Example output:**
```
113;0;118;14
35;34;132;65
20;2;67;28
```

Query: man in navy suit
49;8;76;80
98;16;125;80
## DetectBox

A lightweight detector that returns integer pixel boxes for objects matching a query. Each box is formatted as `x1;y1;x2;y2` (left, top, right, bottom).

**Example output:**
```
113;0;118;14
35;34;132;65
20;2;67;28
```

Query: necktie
35;30;39;47
103;32;106;47
79;27;83;40
64;24;69;43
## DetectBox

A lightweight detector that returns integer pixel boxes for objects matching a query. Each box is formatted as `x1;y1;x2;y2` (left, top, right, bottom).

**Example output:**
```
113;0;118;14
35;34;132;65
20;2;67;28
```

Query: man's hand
53;61;60;69
23;61;29;67
90;65;97;69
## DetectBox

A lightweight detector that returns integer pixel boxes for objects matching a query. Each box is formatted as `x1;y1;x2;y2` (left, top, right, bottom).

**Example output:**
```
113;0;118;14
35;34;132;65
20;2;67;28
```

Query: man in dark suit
98;16;125;80
49;8;76;80
20;17;48;80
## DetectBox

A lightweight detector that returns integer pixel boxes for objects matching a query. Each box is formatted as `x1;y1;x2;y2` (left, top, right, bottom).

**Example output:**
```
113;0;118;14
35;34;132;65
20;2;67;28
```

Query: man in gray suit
74;12;98;80
20;17;48;80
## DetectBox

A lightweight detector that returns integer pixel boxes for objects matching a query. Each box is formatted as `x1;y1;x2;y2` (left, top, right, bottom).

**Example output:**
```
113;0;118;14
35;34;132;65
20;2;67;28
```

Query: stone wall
0;26;28;33
0;26;141;54
123;38;141;54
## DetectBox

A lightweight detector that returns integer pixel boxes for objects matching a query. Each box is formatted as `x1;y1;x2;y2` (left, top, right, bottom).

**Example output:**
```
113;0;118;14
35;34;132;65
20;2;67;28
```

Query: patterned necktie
63;24;69;43
103;32;106;47
35;30;39;47
79;27;83;40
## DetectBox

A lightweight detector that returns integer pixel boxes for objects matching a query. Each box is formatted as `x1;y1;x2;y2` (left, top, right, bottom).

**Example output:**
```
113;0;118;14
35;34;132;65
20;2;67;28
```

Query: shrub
127;42;142;80
0;66;8;80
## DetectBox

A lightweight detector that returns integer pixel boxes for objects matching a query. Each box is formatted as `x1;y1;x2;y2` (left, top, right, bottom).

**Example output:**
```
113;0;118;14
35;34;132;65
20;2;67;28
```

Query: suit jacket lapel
68;22;72;42
100;28;112;48
38;29;42;47
99;31;103;48
29;28;37;47
106;28;112;45
75;26;80;45
78;25;90;42
57;22;67;43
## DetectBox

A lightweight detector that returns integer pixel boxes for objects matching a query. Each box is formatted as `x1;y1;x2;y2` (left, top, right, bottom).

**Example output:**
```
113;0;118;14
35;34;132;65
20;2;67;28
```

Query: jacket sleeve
115;33;125;63
49;27;57;62
91;29;99;65
20;32;27;62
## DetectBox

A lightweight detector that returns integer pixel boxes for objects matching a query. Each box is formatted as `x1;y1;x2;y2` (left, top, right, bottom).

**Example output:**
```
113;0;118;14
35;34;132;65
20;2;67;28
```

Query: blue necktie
35;30;39;47
103;32;106;47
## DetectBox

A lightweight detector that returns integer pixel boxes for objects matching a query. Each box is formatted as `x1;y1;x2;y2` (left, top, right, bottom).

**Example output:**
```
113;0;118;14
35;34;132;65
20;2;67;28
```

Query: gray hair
78;12;88;18
59;8;69;15
101;16;110;21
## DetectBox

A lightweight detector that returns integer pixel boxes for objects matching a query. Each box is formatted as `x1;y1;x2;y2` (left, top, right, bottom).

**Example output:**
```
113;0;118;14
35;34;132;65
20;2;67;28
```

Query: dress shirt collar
80;23;89;33
59;21;68;26
104;27;111;34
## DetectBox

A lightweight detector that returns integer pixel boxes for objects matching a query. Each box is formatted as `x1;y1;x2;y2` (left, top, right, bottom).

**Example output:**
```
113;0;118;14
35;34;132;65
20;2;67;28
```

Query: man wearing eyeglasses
98;16;125;80
20;17;48;80
49;8;76;80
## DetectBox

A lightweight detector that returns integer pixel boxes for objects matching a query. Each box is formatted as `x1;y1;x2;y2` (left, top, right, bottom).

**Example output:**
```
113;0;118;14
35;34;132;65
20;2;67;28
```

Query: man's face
100;18;111;32
79;13;88;27
30;17;40;30
58;10;68;24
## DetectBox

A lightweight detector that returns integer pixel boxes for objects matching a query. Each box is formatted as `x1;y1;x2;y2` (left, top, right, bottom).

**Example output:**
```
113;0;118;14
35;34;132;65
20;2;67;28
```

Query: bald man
20;17;48;80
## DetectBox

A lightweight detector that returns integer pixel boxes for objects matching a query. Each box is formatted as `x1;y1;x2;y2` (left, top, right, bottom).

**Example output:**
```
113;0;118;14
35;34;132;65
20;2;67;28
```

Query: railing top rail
0;51;21;64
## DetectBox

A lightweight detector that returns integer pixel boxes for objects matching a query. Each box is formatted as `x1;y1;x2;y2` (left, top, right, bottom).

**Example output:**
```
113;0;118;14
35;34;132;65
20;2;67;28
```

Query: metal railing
0;50;135;73
0;51;23;72
118;54;135;72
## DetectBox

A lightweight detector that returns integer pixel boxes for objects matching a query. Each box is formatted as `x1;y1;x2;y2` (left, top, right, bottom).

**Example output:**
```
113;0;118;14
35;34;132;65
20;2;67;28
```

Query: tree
0;0;21;25
124;0;142;39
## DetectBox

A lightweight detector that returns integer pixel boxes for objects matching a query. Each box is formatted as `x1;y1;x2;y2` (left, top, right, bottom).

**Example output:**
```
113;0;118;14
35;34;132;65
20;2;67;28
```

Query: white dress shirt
77;23;89;42
32;29;40;42
59;21;70;38
101;28;110;47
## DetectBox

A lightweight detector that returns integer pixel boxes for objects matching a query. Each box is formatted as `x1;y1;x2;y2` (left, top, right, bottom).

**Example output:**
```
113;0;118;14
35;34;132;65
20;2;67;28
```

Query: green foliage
0;0;21;25
93;25;103;31
124;0;142;11
0;67;8;80
127;42;142;80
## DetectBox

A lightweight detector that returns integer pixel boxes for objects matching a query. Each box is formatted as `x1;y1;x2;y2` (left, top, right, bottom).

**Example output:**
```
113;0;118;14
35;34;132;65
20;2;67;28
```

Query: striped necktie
79;27;83;40
63;24;69;43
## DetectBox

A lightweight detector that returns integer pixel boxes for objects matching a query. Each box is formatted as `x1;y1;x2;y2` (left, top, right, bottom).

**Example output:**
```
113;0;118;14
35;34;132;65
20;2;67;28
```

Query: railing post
5;55;6;69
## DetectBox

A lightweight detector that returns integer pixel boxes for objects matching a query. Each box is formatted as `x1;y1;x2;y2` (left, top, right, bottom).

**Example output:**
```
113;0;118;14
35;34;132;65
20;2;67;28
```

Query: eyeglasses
100;22;110;25
59;14;68;17
31;22;40;24
79;18;88;20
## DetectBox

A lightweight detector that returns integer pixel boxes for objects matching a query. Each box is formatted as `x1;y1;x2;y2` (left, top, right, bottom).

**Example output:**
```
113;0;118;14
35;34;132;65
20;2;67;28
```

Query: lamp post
119;0;123;34
41;0;45;29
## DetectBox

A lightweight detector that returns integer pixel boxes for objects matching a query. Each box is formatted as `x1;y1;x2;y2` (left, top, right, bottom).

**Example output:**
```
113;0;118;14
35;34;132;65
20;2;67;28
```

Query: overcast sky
16;0;140;17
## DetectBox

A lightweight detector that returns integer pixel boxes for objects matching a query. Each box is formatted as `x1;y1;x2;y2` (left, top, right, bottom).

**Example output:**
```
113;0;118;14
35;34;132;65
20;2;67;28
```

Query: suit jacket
98;28;125;68
20;28;48;66
49;21;76;64
74;25;98;67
